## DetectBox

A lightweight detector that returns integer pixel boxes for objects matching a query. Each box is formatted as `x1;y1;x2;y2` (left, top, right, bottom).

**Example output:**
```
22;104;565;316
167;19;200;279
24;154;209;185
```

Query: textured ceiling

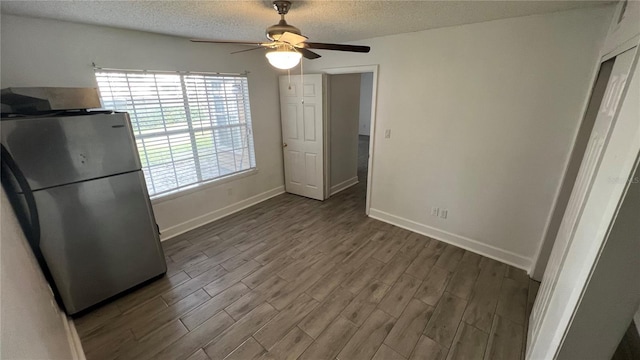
1;1;612;43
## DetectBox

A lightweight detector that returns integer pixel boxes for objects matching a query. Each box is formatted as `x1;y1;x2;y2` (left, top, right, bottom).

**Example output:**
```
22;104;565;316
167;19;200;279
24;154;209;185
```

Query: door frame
322;65;379;215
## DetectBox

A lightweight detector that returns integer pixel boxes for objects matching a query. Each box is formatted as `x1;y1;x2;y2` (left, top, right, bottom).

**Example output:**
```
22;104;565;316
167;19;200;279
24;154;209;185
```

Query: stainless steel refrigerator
1;111;167;315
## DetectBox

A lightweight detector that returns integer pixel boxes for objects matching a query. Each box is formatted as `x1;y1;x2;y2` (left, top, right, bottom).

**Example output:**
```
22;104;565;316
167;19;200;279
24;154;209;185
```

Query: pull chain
288;68;291;90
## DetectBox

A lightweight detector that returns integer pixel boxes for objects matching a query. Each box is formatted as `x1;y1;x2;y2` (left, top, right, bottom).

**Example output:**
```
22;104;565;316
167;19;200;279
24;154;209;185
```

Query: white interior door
279;74;325;200
527;48;638;359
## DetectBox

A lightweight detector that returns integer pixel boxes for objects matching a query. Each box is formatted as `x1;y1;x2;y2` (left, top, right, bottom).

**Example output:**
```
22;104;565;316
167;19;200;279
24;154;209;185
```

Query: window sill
150;168;259;205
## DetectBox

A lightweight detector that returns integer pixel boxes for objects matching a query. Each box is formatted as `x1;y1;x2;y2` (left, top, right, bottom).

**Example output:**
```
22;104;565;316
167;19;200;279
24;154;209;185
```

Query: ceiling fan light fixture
265;49;302;70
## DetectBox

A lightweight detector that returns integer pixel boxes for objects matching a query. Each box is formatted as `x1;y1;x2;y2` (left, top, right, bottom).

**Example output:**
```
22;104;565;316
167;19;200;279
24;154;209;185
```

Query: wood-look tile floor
76;162;539;360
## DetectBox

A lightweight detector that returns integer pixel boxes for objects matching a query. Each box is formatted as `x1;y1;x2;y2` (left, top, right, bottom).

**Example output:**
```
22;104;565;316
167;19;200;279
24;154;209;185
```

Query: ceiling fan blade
299;48;321;60
190;39;266;47
304;42;370;53
278;31;308;46
231;47;266;55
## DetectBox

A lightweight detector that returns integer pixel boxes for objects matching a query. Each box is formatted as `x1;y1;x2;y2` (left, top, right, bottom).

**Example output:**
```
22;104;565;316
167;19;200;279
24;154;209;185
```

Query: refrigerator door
33;170;166;314
1;113;141;191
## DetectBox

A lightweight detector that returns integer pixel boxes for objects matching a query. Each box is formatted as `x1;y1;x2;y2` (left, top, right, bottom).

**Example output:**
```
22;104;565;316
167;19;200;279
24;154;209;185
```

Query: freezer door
1;113;141;191
33;170;166;314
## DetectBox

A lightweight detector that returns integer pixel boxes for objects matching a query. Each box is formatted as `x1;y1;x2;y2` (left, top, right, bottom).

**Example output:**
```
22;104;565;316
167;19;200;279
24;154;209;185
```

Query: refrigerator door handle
1;144;41;248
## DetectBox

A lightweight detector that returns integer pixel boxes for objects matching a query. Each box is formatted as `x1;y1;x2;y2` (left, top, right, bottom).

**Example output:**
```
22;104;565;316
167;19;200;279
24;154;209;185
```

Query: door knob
283;143;288;147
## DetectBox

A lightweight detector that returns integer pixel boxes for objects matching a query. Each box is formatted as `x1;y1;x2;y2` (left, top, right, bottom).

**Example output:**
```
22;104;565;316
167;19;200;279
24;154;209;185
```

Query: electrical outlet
440;209;448;219
431;207;439;216
227;188;233;196
385;129;391;139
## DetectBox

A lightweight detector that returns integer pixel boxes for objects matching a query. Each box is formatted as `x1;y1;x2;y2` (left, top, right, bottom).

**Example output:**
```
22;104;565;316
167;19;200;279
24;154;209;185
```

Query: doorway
324;66;378;214
358;73;374;190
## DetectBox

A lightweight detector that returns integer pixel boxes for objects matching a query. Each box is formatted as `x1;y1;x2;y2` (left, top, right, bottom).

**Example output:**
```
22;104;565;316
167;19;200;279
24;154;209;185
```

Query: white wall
359;72;374;136
1;189;84;359
306;6;613;270
0;14;285;240
329;73;361;194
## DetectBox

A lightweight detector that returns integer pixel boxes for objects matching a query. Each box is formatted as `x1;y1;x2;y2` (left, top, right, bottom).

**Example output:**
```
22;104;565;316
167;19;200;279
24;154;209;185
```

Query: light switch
385;129;391;139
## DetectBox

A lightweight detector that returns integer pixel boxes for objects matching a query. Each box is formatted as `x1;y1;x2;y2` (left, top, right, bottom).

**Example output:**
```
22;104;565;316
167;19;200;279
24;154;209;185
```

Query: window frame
94;68;258;200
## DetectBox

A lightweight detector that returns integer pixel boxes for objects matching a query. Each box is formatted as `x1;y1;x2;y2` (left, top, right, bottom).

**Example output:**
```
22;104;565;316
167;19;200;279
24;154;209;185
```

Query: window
95;69;256;197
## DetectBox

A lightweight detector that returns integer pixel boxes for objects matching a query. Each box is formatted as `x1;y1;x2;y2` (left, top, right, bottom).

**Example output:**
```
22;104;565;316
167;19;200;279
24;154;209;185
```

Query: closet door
279;74;326;200
528;48;637;359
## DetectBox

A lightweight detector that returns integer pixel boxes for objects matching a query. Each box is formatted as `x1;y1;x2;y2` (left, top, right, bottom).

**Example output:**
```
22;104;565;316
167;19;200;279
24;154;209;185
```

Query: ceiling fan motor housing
267;1;300;41
266;20;301;41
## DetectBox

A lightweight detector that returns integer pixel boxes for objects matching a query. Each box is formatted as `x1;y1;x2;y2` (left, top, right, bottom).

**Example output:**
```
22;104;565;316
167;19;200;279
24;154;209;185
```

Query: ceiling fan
190;0;371;70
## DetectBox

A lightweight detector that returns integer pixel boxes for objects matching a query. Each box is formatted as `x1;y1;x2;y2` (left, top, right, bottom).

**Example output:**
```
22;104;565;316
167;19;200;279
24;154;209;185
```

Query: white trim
330;177;359;196
65;318;85;360
602;34;640;62
159;186;285;241
322;65;379;216
323;74;331;199
369;208;532;271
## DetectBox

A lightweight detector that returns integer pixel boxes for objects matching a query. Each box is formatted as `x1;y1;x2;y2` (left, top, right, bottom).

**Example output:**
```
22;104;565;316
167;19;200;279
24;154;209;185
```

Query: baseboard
330;177;359;196
159;186;285;241
369;208;532;272
66;318;85;359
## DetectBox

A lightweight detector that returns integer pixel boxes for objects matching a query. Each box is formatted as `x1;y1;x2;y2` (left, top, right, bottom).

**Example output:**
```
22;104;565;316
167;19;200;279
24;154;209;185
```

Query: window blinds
95;70;256;197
